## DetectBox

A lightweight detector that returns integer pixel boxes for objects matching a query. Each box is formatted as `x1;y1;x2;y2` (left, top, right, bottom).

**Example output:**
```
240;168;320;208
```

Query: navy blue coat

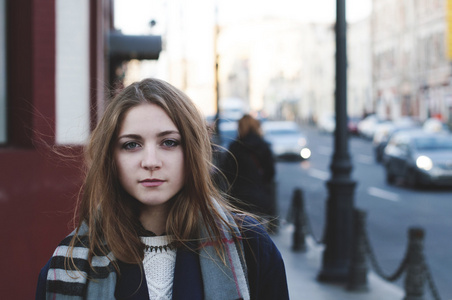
36;218;289;300
220;133;276;216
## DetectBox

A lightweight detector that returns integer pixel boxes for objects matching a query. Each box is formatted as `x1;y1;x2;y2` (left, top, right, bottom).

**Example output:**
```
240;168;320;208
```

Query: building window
0;0;6;144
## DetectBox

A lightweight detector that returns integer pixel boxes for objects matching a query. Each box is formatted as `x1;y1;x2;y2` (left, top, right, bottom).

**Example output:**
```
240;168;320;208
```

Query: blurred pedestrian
221;114;276;220
35;78;288;300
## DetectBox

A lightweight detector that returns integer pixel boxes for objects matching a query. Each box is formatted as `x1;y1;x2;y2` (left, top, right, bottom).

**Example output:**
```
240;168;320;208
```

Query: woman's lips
140;179;165;187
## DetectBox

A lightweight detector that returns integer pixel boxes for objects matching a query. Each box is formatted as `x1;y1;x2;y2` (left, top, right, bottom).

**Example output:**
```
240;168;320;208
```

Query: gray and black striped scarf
46;207;250;300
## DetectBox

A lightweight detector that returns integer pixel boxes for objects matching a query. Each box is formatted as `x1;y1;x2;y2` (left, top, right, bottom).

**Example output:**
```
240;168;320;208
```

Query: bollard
291;188;306;252
347;209;369;291
403;227;426;300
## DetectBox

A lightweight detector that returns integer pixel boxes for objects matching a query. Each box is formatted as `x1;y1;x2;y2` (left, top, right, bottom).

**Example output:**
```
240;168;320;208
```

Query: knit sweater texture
141;236;176;300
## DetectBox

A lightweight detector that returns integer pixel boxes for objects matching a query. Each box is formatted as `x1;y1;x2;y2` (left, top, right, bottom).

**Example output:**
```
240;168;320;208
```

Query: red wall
1;0;90;298
0;150;84;299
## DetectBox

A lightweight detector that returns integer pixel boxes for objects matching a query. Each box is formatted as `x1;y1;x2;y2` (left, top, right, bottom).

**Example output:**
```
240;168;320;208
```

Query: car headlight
300;148;311;159
416;155;433;171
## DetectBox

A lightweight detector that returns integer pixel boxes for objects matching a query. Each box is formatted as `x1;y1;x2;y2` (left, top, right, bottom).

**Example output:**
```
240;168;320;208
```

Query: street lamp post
317;0;357;283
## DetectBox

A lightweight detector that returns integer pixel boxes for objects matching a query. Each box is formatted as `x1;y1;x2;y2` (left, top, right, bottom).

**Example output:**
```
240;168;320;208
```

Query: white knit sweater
141;235;176;300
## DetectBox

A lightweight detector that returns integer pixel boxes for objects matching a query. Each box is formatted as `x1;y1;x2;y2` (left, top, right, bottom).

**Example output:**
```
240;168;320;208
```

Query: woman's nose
140;147;162;170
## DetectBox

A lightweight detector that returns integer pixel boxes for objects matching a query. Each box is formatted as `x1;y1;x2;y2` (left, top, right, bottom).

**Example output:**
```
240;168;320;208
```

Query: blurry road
274;125;452;299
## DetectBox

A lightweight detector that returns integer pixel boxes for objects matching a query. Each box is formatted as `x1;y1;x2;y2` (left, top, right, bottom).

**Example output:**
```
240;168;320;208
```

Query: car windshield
413;136;452;150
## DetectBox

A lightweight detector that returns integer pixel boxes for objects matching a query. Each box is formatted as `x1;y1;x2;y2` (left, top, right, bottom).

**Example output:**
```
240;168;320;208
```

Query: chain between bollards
286;188;322;245
344;210;442;299
363;224;441;300
285;188;442;299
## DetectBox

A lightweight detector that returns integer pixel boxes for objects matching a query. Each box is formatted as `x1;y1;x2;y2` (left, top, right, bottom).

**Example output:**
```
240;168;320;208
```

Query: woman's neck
139;205;168;236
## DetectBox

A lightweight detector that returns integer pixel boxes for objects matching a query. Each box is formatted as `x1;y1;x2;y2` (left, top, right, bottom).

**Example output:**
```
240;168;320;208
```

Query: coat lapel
172;244;203;299
115;261;149;299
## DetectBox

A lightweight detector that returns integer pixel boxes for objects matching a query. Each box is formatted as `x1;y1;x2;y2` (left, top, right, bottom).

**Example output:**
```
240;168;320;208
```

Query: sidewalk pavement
270;223;405;300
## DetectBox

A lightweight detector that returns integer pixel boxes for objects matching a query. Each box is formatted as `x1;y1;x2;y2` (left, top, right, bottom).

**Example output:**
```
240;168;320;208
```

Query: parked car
383;130;452;188
423;118;450;133
317;113;361;136
347;116;361;136
372;117;422;162
373;122;396;162
262;121;311;160
317;113;335;134
358;114;388;140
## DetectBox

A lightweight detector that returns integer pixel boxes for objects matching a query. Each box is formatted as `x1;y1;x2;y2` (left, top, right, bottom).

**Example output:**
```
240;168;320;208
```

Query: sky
217;0;372;24
115;0;372;34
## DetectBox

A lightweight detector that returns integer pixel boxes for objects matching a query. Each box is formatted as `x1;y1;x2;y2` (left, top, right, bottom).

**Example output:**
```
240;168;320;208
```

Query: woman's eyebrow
117;131;180;140
117;133;142;140
157;130;180;137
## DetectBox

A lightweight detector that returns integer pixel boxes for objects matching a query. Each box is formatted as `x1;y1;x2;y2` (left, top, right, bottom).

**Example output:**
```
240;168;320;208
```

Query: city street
274;125;452;299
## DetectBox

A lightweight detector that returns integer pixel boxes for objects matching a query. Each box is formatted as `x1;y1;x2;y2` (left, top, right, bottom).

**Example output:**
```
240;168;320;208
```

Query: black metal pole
317;0;357;283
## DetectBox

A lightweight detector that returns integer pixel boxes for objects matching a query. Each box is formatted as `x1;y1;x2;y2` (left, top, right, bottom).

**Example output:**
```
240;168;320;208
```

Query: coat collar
116;243;203;300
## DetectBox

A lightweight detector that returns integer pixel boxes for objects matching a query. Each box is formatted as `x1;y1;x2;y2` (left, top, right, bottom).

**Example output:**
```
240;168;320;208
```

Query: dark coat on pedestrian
221;131;276;216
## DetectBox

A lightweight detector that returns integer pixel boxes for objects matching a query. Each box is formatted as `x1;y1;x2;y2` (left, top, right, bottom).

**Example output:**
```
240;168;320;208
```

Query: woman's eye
123;141;141;150
162;139;179;148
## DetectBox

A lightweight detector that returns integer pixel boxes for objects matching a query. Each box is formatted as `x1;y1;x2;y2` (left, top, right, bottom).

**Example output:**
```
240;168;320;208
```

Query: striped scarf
46;208;250;300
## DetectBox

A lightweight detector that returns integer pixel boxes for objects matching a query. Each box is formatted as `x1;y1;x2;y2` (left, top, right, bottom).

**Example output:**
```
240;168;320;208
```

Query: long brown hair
69;78;238;267
238;114;262;138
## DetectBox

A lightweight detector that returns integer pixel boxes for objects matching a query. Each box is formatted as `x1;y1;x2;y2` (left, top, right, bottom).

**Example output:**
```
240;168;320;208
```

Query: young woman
35;78;288;300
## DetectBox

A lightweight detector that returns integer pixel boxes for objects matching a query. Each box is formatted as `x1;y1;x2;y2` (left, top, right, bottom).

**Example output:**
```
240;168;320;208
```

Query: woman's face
114;103;185;210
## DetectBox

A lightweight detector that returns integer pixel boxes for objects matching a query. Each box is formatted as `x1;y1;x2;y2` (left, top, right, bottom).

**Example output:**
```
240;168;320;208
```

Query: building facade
372;0;452;124
348;17;373;118
218;18;336;123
